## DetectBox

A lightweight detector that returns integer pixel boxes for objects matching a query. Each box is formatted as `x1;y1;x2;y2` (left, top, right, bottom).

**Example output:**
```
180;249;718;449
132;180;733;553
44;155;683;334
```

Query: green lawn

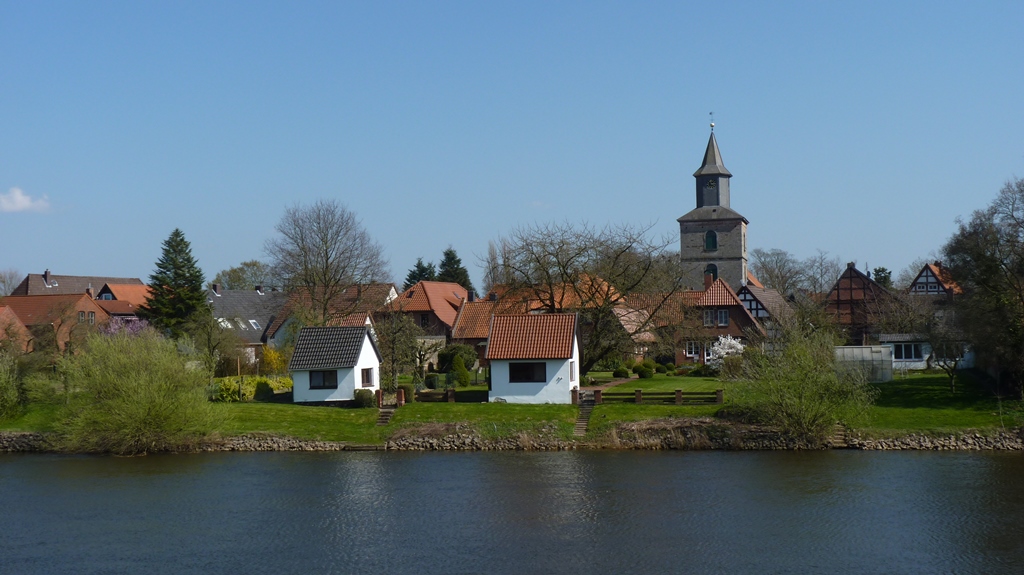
391;402;577;440
0;402;62;433
605;373;724;392
214;402;384;444
864;371;1020;435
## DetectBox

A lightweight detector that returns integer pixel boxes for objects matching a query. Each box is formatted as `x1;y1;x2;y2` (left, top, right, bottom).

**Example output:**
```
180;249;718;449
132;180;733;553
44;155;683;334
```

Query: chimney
467;291;475;302
43;269;51;286
86;283;94;299
212;284;221;296
255;285;263;295
704;273;714;290
488;292;497;302
847;262;856;269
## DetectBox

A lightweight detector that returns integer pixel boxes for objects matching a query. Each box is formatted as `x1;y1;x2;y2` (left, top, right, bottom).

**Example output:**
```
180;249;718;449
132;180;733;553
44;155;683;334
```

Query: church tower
678;125;749;291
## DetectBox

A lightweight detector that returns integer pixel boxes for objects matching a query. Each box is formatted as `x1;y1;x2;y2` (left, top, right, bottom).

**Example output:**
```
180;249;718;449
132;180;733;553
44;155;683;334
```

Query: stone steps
574;397;595;437
827;424;849;448
376;407;396;426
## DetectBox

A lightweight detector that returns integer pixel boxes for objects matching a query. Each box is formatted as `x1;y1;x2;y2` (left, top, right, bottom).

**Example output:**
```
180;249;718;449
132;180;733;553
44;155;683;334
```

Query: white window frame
717;309;729;326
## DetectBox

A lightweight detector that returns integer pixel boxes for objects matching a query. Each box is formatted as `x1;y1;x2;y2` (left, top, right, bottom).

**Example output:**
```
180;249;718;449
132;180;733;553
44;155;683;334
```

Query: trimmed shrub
398;383;415;403
665;363;676;371
353;389;376;408
631;364;642;375
437;344;477;373
453;355;471;387
655;364;667;374
424;373;439;389
636;366;655;379
612;367;630;379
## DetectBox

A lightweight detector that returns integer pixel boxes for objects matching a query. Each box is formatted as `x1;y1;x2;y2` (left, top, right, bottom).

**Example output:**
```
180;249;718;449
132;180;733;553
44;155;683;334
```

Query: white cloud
0;187;50;213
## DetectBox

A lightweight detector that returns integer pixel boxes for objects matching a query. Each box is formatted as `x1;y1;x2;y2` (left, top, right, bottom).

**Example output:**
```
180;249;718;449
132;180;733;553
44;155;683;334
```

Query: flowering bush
707;335;744;371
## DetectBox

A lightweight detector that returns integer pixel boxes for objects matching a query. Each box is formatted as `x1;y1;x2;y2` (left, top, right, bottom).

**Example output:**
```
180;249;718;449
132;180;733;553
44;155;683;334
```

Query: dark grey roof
288;326;381;371
12;272;143;296
207;288;289;345
677;205;748;223
692;132;732;177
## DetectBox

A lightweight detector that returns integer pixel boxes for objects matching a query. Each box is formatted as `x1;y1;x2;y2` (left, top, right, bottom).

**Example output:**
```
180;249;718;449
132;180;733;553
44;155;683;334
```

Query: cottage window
705;231;718;251
717;309;729;326
309;370;338;389
569;361;575;382
361;368;374;388
685;341;701;357
893;343;923;361
88;312;95;325
78;311;85;323
703;310;715;327
420;314;429;328
509;362;546;383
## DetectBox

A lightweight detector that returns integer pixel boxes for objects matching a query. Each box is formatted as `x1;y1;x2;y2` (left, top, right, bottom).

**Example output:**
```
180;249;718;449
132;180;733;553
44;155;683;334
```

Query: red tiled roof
746;271;764;289
101;284;153;306
452;298;532;340
95;300;140;316
925;263;963;295
0;294;110;326
391;281;467;328
486;313;577;360
697;278;744;307
0;306;30;351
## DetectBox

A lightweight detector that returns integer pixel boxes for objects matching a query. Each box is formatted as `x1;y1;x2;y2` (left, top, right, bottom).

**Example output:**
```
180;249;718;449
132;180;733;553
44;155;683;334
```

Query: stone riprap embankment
0;432;52;452
5;424;1024;453
848;431;1024;451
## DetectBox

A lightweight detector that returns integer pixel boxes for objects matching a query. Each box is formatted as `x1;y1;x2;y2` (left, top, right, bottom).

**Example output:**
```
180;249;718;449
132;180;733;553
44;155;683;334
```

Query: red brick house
825;263;893;345
0;305;31;353
0;294;110;352
389;281;467;338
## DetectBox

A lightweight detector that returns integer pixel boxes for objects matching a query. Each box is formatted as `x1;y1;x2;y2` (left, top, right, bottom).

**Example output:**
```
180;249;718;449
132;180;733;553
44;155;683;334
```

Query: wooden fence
595;389;723;405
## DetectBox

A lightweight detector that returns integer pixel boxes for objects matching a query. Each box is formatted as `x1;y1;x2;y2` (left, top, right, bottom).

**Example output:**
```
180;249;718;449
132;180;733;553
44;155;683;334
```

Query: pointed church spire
693;130;732;177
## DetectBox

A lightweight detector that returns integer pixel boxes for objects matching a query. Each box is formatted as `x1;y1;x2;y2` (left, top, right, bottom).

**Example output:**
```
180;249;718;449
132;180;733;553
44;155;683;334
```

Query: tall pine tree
140;229;209;337
403;257;436;290
437;247;475;294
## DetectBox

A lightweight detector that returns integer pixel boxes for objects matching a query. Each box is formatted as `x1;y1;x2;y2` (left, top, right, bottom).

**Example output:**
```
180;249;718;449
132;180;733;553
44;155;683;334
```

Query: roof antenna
709;111;715;132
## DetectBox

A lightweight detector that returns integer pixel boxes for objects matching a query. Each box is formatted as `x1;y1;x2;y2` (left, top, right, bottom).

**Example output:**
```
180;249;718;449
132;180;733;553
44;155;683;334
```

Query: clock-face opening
705;179;717;189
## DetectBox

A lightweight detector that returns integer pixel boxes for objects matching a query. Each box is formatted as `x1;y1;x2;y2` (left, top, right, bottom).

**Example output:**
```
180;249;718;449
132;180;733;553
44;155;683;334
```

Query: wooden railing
595;389;723;405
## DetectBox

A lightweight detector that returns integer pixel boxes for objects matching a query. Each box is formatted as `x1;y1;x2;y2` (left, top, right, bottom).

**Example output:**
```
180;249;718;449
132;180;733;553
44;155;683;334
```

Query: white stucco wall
489;338;579;404
291;333;380;402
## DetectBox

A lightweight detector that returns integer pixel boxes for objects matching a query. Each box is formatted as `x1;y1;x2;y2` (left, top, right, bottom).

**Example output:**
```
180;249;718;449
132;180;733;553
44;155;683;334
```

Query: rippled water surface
3;450;1024;574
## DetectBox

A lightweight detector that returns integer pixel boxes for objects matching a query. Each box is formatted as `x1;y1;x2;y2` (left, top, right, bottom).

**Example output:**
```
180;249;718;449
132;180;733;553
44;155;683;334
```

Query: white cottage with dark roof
289;326;381;403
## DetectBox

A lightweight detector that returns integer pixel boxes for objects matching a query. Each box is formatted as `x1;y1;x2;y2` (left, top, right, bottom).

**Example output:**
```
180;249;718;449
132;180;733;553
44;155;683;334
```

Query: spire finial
709;111;715;131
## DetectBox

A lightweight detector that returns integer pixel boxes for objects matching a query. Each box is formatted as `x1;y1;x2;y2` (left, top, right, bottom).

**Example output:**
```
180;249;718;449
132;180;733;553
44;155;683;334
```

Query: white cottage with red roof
486;313;579;404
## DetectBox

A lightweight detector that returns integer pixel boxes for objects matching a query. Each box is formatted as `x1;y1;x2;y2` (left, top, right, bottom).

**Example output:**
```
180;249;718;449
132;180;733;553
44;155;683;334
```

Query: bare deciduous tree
801;249;842;295
496;221;682;373
0;268;21;296
211;260;274;290
750;249;805;297
265;200;389;326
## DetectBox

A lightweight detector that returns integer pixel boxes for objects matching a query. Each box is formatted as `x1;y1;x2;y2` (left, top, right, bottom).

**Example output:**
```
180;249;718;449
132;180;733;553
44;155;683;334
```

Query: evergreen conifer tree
140;229;209;337
436;247;475;293
403;258;437;290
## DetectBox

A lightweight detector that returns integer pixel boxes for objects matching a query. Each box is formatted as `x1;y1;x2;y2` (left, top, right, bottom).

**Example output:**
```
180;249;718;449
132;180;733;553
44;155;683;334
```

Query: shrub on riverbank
0;353;21;420
733;329;876;443
57;330;220;454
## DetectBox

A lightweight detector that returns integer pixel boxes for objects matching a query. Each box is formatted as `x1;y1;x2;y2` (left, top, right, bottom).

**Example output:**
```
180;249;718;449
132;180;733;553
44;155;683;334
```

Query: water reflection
3;451;1024;574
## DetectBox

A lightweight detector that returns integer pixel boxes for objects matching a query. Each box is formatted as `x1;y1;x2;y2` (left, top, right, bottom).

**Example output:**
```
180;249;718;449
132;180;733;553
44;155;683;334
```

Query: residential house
0;294;110;352
737;284;792;326
451;295;531;368
825;263;892;345
908;262;961;298
0;305;31;353
207;284;289;363
94;283;153;321
289;326;381;403
390;281;467;339
10;269;144;296
264;283;398;348
486;313;579;404
622;278;763;365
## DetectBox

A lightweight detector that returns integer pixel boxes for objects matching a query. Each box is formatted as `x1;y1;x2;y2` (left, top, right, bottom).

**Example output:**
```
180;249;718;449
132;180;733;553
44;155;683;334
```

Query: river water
2;450;1024;574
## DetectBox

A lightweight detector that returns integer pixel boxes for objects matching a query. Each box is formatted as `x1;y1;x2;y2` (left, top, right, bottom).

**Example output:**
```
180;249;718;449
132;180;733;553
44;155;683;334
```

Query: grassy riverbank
2;371;1018;447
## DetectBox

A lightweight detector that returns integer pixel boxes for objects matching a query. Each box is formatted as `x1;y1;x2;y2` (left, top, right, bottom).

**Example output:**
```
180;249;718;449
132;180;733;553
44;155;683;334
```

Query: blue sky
2;1;1022;289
